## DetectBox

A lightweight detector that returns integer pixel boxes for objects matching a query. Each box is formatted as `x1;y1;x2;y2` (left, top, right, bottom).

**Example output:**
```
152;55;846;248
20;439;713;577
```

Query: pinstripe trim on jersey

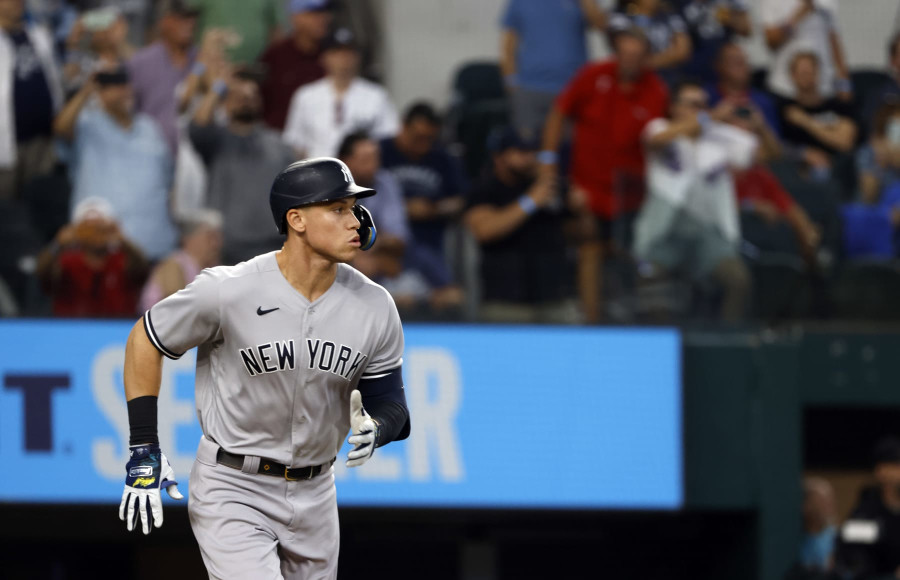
143;310;184;360
360;358;402;380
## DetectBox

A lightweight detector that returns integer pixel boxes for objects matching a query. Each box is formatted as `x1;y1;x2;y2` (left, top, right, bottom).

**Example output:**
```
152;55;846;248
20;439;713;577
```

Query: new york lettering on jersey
238;338;368;379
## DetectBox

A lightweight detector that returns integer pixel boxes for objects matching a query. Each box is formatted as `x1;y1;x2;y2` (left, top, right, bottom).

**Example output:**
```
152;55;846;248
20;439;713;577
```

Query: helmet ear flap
352;204;377;251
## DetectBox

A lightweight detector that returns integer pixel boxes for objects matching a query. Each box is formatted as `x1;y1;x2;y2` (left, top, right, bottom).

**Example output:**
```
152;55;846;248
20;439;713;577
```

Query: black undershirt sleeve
357;367;410;447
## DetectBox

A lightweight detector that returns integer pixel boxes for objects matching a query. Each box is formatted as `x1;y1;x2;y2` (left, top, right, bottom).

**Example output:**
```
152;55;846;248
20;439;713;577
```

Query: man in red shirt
541;27;668;323
258;0;332;130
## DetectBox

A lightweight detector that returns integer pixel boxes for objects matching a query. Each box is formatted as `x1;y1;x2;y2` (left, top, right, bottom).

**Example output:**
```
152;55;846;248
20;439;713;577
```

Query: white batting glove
118;444;184;535
346;390;378;468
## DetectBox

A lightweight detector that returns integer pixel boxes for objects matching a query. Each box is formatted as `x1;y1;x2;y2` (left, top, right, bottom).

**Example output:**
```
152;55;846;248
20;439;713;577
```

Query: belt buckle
284;467;300;481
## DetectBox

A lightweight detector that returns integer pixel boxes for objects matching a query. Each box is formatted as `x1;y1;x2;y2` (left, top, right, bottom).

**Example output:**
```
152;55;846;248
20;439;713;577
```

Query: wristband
518;195;538;215
212;79;227;98
127;395;159;446
537;150;557;165
191;61;206;77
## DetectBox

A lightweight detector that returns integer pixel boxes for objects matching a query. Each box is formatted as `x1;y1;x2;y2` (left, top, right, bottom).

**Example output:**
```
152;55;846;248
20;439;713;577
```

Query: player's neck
276;244;339;303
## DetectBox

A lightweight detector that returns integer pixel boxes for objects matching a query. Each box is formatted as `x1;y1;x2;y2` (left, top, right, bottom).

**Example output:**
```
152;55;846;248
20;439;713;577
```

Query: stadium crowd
2;0;900;325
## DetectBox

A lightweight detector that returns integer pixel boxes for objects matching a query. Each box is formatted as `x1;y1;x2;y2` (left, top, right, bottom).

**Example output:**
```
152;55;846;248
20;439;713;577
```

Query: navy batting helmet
270;157;377;247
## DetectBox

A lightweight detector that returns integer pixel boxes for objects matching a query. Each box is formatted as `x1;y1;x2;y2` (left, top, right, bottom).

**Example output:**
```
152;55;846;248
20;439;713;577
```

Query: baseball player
118;157;410;579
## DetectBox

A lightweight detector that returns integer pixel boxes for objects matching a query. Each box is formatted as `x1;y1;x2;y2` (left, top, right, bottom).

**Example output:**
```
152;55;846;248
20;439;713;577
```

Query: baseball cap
322;27;358;52
161;0;201;17
289;0;335;14
486;126;539;154
73;197;115;223
80;6;119;32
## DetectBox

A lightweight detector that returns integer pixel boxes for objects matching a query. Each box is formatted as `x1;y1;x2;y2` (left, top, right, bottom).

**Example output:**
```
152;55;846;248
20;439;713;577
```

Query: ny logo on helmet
339;164;352;184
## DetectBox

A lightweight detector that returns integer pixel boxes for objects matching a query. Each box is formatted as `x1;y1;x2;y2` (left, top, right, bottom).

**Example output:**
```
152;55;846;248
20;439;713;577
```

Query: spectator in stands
139;208;222;311
761;0;851;100
796;476;838;574
857;102;900;206
380;102;466;284
541;27;668;323
607;0;692;86
842;103;900;260
36;196;147;317
677;0;750;84
187;0;282;65
834;437;900;579
634;80;755;322
283;27;398;158
735;166;821;261
498;0;606;136
0;0;63;201
337;132;412;300
464;127;577;324
189;66;295;265
860;33;900;138
341;130;463;317
62;6;132;95
54;65;177;261
258;0;331;131
779;52;857;183
127;0;200;154
708;42;782;137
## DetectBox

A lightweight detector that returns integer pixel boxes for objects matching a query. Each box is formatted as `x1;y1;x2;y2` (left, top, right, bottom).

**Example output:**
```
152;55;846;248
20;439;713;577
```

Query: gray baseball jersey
143;251;404;467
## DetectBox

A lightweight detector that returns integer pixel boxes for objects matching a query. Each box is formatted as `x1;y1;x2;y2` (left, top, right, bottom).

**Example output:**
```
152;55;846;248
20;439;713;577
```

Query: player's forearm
124;320;164;401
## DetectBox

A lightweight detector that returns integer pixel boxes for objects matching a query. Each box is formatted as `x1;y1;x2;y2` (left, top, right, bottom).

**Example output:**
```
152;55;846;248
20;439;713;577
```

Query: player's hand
346;390;378;468
118;444;183;535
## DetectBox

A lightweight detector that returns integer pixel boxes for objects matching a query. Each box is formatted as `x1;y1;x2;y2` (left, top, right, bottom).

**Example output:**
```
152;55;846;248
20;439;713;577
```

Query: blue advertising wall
0;321;682;509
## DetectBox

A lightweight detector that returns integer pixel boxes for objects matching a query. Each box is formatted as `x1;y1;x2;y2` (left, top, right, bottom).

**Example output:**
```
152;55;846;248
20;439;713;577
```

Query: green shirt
188;0;284;64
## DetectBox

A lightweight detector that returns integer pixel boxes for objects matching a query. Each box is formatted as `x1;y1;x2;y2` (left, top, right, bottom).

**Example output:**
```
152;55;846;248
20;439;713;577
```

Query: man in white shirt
634;80;757;322
282;27;398;158
761;0;850;100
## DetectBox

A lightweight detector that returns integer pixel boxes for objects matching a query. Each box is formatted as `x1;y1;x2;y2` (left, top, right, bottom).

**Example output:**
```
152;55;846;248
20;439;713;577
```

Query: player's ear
285;208;307;235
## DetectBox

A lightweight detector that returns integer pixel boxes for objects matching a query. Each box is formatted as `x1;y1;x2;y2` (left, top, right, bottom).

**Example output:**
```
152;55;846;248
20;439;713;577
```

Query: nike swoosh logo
257;306;280;316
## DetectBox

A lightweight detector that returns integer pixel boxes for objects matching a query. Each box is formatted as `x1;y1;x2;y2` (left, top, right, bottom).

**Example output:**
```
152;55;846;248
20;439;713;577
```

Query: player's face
301;197;362;263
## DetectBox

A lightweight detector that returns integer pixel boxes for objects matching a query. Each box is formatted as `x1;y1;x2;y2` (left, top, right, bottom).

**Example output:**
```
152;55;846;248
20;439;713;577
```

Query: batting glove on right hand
346;390;379;468
119;444;183;535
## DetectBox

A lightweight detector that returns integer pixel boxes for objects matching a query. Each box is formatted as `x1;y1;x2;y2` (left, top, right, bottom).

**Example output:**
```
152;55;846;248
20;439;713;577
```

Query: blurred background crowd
2;0;900;326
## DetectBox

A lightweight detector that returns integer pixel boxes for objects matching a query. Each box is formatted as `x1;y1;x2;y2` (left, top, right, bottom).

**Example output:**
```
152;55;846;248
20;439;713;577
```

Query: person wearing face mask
833;437;900;580
463;126;578;324
188;65;296;265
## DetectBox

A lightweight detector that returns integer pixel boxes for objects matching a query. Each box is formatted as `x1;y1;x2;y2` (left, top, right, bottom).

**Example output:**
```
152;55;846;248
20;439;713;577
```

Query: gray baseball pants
188;436;339;580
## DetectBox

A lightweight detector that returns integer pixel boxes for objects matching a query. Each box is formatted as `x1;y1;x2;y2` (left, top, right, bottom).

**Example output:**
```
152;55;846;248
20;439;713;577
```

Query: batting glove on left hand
119;444;183;535
346;390;379;468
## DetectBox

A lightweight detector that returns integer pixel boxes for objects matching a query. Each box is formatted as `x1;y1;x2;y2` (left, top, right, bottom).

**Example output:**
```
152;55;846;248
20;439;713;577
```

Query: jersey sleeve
143;268;222;359
361;291;404;380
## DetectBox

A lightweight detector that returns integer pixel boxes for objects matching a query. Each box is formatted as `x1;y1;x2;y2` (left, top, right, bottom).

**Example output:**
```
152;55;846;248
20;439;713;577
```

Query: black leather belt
216;448;335;481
